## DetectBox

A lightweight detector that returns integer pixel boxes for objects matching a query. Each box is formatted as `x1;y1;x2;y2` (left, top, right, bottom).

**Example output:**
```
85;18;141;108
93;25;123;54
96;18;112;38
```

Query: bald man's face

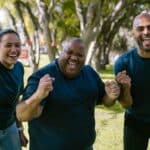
58;41;85;78
132;15;150;52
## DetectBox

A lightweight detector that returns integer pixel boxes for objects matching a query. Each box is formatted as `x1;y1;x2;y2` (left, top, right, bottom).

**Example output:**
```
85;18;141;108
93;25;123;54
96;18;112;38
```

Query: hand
105;80;120;100
36;74;55;100
19;131;28;147
116;70;131;90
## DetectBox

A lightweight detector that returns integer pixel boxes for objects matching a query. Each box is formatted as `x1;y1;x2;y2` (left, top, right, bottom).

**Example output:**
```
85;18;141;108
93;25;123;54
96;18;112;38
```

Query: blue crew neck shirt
114;48;150;122
0;61;24;129
23;59;105;150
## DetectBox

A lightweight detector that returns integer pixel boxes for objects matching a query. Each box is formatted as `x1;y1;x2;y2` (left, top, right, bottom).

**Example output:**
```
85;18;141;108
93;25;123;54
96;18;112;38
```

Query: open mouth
143;37;150;46
8;54;18;61
68;62;77;70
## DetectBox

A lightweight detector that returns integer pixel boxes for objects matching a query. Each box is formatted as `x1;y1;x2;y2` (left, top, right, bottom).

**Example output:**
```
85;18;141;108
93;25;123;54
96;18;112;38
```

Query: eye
77;53;84;58
147;25;150;31
15;43;21;48
66;51;73;55
135;25;150;32
136;26;144;32
5;44;12;48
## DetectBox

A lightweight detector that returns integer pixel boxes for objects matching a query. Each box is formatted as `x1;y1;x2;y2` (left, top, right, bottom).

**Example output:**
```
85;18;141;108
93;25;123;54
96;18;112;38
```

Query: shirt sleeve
96;75;105;105
22;72;47;105
114;55;128;76
87;66;105;105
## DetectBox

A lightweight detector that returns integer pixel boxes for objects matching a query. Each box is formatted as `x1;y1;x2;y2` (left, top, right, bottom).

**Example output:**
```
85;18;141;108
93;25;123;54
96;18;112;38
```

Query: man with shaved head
114;11;150;150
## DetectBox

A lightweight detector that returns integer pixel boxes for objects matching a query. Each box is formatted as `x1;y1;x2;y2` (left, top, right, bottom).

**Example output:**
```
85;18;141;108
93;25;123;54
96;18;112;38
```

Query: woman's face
58;41;85;78
0;33;21;69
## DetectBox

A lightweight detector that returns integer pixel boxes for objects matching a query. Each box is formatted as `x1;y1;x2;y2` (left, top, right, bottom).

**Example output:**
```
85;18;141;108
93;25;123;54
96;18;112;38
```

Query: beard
136;39;150;52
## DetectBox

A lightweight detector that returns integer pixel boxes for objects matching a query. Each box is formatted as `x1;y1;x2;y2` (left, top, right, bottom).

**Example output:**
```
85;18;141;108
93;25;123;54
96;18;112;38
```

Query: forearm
102;94;117;107
102;80;120;107
16;92;44;121
118;88;133;108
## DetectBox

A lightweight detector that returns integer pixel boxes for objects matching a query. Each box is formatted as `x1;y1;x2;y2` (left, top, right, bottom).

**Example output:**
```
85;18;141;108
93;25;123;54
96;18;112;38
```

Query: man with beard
114;11;150;150
16;37;120;150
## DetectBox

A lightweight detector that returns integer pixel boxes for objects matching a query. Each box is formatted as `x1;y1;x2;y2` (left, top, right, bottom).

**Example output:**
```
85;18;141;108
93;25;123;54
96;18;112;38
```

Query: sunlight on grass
94;109;124;150
99;65;115;80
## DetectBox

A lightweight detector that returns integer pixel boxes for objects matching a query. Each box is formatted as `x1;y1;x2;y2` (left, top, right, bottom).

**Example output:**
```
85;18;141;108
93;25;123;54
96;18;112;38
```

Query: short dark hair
0;29;20;42
61;37;84;51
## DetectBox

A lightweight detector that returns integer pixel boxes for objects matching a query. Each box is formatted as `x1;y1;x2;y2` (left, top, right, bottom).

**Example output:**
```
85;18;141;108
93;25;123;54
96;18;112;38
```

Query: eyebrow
1;40;21;43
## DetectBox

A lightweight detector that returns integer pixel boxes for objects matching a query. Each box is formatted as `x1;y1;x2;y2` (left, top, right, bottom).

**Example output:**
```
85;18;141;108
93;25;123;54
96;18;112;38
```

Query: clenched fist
105;80;120;100
36;74;55;100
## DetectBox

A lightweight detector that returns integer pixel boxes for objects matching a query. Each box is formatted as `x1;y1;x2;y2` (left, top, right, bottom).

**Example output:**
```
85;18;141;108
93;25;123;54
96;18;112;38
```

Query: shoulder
16;61;24;68
114;48;137;74
82;65;97;74
14;61;24;74
32;60;57;77
117;48;136;61
82;65;101;79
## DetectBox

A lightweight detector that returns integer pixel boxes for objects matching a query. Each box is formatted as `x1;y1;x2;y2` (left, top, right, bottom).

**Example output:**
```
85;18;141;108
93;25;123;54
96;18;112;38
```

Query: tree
74;0;150;71
0;0;149;72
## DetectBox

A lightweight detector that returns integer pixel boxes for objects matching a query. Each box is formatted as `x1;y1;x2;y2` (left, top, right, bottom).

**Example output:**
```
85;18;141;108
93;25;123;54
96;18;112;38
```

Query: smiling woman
0;29;21;69
0;29;28;150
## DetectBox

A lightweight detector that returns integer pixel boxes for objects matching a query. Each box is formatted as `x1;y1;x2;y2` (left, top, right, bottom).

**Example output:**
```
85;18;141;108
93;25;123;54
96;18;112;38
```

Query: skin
0;33;21;69
116;70;132;108
16;74;54;121
132;13;150;57
58;39;85;78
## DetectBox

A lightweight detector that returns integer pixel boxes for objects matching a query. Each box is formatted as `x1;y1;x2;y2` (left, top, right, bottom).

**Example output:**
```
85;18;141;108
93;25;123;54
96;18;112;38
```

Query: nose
11;45;21;52
11;45;17;51
70;54;78;60
11;45;21;56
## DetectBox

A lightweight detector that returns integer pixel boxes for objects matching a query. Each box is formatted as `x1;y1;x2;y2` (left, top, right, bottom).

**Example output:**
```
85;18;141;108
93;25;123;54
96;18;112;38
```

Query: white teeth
143;37;150;40
69;62;76;65
9;56;17;57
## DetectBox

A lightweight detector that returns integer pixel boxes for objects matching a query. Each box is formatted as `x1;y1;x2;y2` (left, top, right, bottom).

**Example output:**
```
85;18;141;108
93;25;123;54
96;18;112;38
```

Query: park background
0;0;150;150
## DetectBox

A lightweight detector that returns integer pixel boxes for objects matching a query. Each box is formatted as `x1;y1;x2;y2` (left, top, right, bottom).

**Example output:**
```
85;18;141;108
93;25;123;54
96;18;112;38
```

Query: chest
127;59;150;92
0;70;23;106
49;75;99;105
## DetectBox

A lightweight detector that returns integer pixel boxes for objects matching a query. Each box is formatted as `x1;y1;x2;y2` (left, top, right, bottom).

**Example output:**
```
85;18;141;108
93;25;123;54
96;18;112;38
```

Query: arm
102;80;120;107
16;74;54;121
116;70;132;108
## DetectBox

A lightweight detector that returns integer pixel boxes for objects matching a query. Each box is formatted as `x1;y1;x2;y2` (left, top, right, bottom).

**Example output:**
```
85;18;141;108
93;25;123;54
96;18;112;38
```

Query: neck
0;61;14;69
137;48;150;58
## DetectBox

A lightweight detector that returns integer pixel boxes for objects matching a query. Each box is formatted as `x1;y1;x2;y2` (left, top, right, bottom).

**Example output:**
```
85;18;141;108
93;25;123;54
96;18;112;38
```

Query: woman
0;29;27;150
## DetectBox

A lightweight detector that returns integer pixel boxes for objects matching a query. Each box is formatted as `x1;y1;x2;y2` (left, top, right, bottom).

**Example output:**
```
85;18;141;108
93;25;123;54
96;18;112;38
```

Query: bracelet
18;127;24;131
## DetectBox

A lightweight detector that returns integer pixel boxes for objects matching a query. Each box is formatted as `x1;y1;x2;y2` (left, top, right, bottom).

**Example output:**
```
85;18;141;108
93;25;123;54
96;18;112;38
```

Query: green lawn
22;55;150;150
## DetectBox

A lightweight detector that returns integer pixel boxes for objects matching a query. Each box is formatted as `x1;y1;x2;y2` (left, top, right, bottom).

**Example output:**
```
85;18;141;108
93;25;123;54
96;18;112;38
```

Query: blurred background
0;0;149;149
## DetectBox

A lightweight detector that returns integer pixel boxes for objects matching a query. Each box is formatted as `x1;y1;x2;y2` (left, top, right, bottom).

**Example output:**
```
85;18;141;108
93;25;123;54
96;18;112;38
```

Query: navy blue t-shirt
114;48;150;122
24;59;105;150
0;61;24;129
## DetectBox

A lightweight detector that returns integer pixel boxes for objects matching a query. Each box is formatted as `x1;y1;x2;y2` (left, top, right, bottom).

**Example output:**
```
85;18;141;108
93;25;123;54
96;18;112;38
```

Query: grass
94;64;124;150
